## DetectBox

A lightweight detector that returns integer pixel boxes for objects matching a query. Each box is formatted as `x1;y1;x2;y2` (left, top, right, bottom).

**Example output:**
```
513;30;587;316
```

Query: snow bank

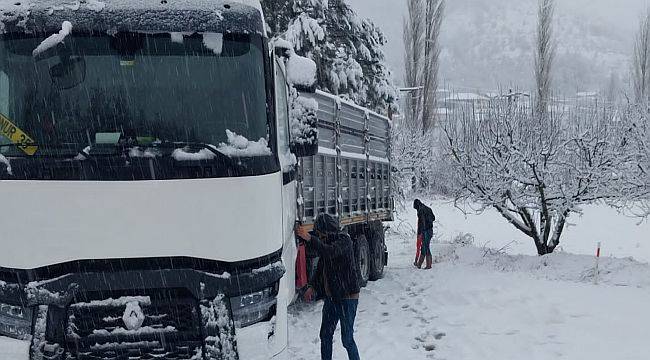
0;336;29;360
434;242;650;289
32;21;72;57
217;130;271;157
0;153;11;175
395;198;650;263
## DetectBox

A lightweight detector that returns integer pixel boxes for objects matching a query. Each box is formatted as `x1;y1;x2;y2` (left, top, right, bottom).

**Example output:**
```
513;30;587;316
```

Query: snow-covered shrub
617;104;650;216
452;233;475;247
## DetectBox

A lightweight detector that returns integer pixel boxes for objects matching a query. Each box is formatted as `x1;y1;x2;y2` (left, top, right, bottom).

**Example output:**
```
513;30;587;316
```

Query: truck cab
0;1;307;359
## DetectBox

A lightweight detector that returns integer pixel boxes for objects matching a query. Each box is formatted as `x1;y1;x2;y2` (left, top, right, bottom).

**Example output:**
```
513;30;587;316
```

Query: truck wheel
355;234;370;287
369;227;386;281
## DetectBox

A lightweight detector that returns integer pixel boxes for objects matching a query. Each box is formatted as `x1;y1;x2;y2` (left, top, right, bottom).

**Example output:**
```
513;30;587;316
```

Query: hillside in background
349;0;645;95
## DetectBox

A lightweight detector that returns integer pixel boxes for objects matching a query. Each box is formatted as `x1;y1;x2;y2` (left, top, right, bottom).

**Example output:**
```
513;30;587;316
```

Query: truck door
274;57;298;303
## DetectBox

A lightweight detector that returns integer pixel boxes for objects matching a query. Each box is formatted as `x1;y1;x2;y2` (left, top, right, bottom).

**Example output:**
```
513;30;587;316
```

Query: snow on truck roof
0;0;264;34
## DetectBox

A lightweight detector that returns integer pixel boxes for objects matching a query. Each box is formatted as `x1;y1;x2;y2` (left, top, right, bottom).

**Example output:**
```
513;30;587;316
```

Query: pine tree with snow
261;0;397;115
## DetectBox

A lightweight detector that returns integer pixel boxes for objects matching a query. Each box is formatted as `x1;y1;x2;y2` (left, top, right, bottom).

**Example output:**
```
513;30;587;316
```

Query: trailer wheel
355;234;370;287
368;226;386;281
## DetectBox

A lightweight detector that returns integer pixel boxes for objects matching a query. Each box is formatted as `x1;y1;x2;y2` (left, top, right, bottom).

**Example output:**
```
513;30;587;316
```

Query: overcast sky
348;0;649;92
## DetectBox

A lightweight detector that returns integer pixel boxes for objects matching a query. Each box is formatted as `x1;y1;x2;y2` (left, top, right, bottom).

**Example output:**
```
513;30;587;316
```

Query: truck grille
65;292;204;360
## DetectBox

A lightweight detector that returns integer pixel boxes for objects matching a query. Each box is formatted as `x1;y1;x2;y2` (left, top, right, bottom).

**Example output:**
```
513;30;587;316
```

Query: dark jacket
307;214;361;300
414;199;435;234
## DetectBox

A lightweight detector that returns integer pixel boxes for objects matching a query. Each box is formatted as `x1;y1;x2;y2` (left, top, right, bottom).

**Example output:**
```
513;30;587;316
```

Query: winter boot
424;254;433;269
416;254;425;269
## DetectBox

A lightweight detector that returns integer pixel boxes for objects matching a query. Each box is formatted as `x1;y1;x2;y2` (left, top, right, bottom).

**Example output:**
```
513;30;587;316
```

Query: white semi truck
0;1;393;359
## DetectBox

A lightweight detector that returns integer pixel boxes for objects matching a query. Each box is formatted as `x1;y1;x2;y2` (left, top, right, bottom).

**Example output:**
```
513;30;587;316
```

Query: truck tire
355;234;370;288
368;226;386;281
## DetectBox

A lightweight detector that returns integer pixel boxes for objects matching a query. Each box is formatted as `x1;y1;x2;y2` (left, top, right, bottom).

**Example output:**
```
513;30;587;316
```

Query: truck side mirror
286;54;317;93
273;38;317;93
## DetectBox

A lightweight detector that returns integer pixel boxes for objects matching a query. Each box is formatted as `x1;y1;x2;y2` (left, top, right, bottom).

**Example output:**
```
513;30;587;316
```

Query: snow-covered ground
0;337;29;360
413;199;650;262
288;199;650;359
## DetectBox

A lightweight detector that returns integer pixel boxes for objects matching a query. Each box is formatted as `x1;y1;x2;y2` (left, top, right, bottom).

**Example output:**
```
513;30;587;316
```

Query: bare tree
534;0;555;119
403;0;425;128
391;123;435;194
402;0;444;131
603;71;620;104
617;105;650;216
442;100;631;255
421;0;445;131
633;9;650;103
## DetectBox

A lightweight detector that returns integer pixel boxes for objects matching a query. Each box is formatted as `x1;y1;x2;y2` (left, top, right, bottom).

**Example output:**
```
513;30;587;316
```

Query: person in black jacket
414;199;436;269
296;213;361;360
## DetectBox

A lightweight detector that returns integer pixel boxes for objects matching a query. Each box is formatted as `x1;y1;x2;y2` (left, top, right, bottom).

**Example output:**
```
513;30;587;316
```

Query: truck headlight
0;302;33;340
229;287;277;328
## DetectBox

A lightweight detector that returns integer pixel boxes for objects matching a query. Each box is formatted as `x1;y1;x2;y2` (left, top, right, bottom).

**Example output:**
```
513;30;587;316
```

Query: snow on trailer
294;90;392;290
297;90;393;226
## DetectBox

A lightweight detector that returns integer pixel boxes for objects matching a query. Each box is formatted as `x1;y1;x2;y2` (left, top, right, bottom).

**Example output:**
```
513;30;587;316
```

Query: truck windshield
0;32;276;179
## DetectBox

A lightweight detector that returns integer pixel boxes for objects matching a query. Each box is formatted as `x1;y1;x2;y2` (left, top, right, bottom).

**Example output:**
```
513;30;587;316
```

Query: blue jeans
320;298;360;360
420;229;433;256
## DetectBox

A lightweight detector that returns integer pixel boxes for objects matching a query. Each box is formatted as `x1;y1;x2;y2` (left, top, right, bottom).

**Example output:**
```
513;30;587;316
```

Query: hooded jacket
414;199;435;235
307;214;361;300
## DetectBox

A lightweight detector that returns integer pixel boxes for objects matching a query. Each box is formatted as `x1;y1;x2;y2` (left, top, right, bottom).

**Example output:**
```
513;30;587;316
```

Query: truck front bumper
0;252;286;360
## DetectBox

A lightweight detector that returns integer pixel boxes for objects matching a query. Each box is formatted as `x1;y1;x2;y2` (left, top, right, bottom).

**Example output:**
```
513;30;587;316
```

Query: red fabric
296;243;308;288
415;234;423;263
303;287;315;302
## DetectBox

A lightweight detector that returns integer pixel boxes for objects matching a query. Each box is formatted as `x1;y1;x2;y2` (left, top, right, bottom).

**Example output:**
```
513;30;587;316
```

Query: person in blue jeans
414;199;436;269
296;214;362;360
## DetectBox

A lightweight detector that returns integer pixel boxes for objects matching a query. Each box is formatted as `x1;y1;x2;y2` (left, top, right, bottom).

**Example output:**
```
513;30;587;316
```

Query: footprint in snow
415;330;447;353
424;343;436;351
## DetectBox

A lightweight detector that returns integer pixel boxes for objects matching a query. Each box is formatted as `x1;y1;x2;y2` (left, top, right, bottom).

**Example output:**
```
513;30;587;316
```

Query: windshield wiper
155;141;245;170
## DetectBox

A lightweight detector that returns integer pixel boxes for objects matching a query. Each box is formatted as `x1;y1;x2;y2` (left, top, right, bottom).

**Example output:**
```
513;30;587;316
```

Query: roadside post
594;242;601;285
